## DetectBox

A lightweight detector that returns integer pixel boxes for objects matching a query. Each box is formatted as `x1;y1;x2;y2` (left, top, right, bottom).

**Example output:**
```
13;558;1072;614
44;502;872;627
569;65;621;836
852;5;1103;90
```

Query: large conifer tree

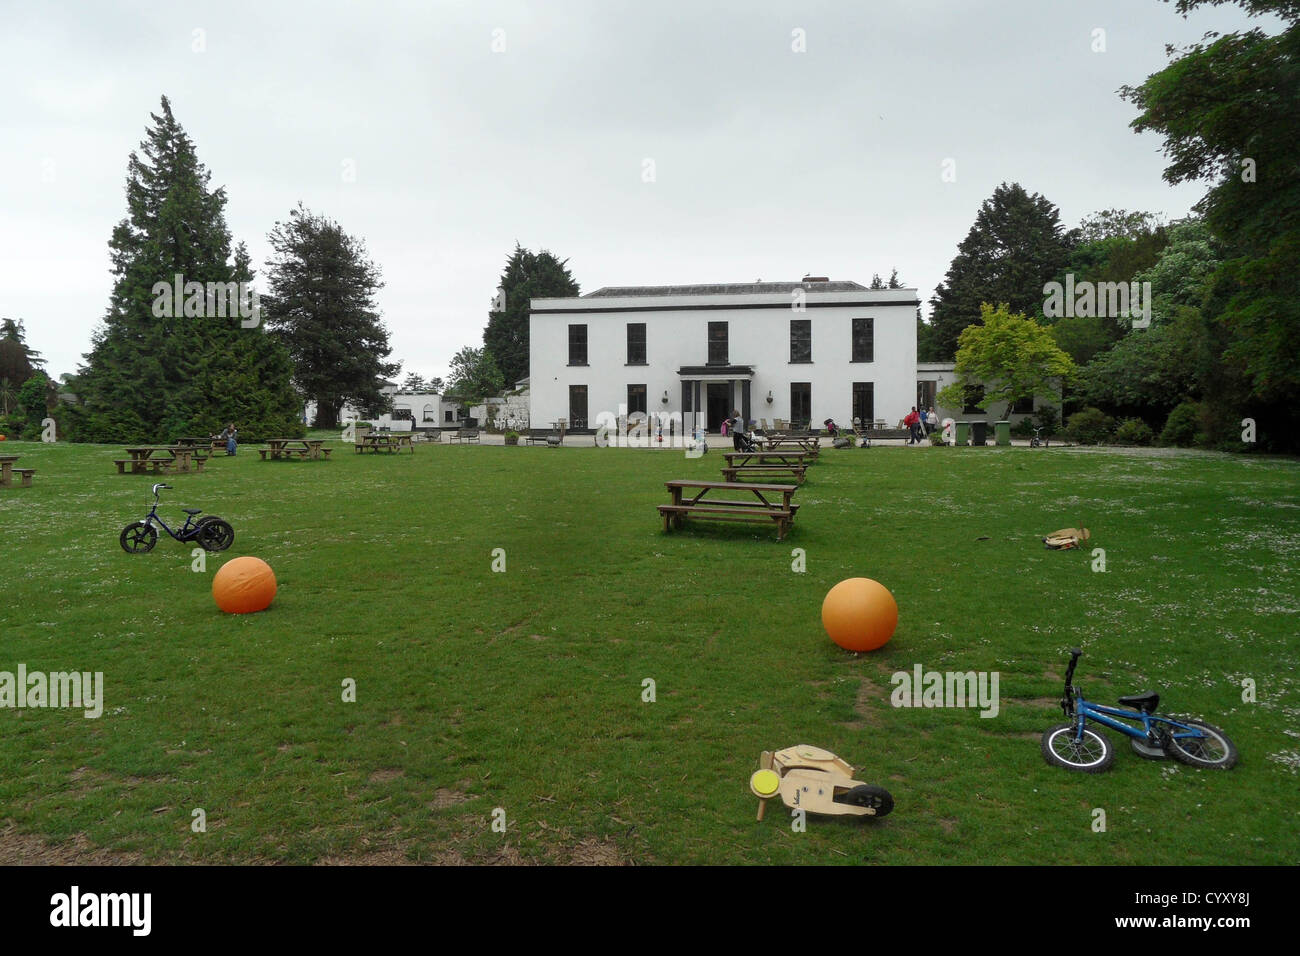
484;244;580;387
262;204;397;429
929;183;1076;359
72;97;301;443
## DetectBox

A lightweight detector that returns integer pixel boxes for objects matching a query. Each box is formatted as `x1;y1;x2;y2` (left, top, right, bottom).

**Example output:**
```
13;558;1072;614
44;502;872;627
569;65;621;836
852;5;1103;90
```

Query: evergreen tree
263;203;397;428
72;97;300;443
1;320;43;415
929;183;1076;359
485;244;579;386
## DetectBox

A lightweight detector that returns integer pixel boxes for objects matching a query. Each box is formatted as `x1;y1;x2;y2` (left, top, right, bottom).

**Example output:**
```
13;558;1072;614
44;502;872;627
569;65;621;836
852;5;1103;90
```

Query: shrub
1011;417;1035;438
1065;407;1115;445
1114;418;1155;446
1158;401;1202;447
504;430;520;445
1033;404;1061;437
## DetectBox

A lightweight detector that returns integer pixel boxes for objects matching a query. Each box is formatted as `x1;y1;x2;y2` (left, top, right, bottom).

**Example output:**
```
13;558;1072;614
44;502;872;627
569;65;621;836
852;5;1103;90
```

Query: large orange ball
822;577;898;652
213;556;277;614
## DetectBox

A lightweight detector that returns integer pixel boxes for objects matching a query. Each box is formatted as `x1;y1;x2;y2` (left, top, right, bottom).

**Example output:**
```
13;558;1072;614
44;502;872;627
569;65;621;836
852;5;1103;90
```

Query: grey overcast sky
0;0;1280;381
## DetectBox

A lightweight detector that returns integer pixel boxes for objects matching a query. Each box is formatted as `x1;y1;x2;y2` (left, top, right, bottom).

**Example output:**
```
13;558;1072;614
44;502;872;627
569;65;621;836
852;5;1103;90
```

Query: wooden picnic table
761;435;820;457
260;438;331;461
721;451;808;484
659;480;800;540
356;433;414;454
0;455;34;488
115;446;203;475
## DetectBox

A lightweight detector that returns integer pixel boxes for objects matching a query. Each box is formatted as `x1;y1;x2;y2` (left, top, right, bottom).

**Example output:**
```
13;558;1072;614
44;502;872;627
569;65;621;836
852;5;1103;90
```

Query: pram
825;418;856;449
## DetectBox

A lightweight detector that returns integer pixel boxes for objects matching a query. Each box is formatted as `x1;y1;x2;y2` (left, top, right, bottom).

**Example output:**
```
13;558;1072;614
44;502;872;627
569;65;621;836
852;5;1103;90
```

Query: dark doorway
568;384;588;430
706;382;731;431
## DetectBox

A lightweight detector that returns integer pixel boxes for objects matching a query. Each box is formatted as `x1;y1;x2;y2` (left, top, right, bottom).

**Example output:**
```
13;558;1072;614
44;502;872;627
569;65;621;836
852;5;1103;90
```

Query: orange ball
213;556;277;614
822;577;898;652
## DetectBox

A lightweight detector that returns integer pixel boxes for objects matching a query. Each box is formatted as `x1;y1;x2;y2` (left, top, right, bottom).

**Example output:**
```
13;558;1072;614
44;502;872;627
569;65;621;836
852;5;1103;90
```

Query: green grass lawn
1;438;1297;864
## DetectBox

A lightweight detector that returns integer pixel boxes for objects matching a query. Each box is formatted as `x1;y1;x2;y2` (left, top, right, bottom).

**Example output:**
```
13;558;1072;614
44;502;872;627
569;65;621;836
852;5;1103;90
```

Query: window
393;405;413;421
708;321;728;365
790;382;811;428
852;383;874;425
627;323;646;365
422;404;435;423
790;319;811;363
852;318;874;363
627;384;647;415
1011;396;1034;414
569;384;588;429
962;385;986;414
568;324;588;365
444;409;454;423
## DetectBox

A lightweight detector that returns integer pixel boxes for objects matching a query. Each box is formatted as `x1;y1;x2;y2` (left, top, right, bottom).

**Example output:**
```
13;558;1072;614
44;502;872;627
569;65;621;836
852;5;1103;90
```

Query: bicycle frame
1061;648;1210;747
140;499;203;542
1072;698;1201;742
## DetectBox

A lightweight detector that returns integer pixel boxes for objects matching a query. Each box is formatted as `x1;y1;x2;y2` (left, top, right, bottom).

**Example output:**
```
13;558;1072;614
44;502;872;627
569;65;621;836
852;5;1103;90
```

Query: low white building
305;382;460;431
529;279;921;432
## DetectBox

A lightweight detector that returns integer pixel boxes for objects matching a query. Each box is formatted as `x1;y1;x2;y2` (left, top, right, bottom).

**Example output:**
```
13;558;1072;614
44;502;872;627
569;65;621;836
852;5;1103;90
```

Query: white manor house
528;278;922;434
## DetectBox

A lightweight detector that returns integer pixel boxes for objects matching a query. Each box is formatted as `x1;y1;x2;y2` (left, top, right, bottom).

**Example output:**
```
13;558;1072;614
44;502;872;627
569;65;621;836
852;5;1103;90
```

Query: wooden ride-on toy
749;745;893;821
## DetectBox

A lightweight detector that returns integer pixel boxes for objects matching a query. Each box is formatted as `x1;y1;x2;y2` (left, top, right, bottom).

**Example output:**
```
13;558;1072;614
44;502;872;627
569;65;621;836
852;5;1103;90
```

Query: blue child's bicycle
1041;649;1238;772
120;483;234;554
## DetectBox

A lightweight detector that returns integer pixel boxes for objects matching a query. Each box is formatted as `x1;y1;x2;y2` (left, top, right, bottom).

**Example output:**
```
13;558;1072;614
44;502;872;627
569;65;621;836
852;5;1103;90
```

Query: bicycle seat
182;507;202;515
1118;692;1160;713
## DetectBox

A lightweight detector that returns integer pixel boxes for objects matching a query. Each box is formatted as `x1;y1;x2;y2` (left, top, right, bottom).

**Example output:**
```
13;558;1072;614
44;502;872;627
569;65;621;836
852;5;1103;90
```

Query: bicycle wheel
1161;718;1238;769
120;521;157;554
834;784;894;817
197;517;234;552
1041;723;1113;772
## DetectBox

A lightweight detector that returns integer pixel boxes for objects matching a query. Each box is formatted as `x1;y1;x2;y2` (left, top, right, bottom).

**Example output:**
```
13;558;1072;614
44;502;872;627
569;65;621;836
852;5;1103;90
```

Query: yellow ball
213;556;277;614
822;577;898;652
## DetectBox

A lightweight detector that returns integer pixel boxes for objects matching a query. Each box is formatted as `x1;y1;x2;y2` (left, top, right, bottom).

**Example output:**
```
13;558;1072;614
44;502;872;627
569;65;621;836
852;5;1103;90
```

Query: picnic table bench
721;451;808;484
447;428;480;444
0;455;34;488
355;433;414;454
113;446;205;475
525;427;562;446
259;438;331;461
658;480;800;541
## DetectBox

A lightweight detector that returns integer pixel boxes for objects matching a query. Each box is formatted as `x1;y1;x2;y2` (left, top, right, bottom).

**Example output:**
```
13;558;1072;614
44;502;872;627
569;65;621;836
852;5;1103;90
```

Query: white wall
529;288;918;430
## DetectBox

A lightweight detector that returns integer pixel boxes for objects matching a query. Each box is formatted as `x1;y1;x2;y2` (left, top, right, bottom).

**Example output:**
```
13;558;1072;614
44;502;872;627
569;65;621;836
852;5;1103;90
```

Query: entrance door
706;382;731;431
568;384;588;430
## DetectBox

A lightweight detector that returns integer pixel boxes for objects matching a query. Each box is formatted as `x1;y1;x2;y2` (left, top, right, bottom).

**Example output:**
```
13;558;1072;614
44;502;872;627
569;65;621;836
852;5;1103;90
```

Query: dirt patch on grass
368;768;404;783
0;822;147;865
569;837;625;866
428;786;473;809
840;676;886;729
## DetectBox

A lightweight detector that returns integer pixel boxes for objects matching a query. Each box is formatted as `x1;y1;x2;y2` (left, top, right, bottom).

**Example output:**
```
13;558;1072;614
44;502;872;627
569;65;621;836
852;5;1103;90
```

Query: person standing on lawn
904;407;921;444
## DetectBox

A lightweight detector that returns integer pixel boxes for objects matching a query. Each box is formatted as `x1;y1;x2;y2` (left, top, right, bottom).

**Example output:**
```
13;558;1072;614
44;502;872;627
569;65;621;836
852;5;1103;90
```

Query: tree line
10;0;1294;449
